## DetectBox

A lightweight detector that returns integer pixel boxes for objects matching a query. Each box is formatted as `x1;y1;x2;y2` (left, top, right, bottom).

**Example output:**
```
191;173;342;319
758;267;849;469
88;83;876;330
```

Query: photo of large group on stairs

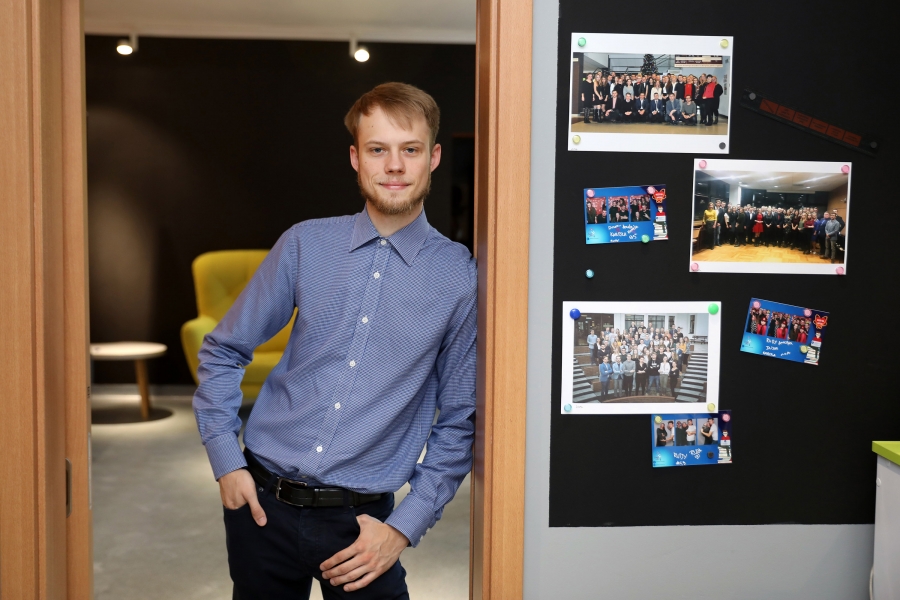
563;302;721;414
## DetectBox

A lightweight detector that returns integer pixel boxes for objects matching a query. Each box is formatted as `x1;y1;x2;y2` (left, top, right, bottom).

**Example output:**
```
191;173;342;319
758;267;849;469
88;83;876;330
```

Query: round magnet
800;345;809;353
577;37;586;47
654;416;662;424
835;266;845;275
719;142;726;149
707;403;716;412
748;92;757;100
721;413;731;422
698;160;707;169
564;404;573;412
804;308;812;316
641;234;650;243
569;308;581;320
708;303;719;315
870;141;878;149
586;189;594;198
690;262;699;272
753;301;761;309
707;451;715;459
841;165;850;174
572;135;581;144
585;269;595;279
720;39;729;48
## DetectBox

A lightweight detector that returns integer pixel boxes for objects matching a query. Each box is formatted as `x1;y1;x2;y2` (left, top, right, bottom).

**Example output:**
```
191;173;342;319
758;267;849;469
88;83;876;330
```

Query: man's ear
349;144;360;173
429;143;442;173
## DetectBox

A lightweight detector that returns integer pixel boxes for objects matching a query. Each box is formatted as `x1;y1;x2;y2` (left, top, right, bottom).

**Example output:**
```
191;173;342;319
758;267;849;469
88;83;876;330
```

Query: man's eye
371;148;384;154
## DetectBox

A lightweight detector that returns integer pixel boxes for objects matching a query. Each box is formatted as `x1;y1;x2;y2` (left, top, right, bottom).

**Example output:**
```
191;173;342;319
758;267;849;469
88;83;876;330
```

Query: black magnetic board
549;2;897;527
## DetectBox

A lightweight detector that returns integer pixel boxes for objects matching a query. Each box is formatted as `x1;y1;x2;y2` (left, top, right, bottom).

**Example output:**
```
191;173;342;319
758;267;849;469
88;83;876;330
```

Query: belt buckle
275;476;307;505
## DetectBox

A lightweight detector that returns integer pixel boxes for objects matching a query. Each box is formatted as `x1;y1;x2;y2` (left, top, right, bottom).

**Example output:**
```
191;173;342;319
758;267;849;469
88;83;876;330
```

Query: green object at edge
873;441;900;466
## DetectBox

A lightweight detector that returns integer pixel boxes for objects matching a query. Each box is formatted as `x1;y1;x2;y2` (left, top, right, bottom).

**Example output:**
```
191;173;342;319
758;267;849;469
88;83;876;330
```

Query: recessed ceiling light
354;48;370;62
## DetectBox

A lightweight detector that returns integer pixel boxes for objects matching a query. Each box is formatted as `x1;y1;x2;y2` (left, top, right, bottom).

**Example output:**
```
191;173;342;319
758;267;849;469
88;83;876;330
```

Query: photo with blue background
740;298;828;365
584;184;667;244
651;411;732;468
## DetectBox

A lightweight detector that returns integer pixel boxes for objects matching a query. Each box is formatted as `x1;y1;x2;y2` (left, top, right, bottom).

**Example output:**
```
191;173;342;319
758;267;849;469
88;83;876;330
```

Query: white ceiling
705;171;848;194
84;0;476;44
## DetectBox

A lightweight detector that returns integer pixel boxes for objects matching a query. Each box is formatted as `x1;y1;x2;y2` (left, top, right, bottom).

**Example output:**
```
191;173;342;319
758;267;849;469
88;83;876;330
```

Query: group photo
651;411;732;467
689;159;851;275
740;299;828;366
567;34;734;153
584;184;668;244
561;301;722;415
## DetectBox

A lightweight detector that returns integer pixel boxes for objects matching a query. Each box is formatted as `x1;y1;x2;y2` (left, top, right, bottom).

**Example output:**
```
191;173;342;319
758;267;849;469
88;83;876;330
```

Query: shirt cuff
385;493;435;548
204;432;247;481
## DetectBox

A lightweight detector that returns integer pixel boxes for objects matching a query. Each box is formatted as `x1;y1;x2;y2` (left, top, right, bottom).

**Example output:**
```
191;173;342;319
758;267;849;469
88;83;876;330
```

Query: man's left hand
320;515;409;592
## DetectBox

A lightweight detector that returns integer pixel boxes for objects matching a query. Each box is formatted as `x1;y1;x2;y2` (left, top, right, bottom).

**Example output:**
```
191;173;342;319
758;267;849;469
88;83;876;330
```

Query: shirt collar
349;205;430;266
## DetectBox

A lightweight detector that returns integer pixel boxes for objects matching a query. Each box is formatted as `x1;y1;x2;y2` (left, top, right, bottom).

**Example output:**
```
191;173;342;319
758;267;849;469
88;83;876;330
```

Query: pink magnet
690;262;699;271
753;301;761;309
587;189;595;198
835;266;845;275
841;165;850;174
698;160;707;169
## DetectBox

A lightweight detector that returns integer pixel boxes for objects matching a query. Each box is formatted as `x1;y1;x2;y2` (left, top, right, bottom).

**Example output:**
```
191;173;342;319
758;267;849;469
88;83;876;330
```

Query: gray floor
91;385;470;599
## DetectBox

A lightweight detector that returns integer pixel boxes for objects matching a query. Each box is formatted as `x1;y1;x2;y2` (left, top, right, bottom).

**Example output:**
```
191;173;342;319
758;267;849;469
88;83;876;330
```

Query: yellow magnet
707;403;716;412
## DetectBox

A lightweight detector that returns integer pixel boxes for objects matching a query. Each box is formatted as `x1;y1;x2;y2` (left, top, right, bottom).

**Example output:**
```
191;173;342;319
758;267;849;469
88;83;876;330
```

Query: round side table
90;342;167;420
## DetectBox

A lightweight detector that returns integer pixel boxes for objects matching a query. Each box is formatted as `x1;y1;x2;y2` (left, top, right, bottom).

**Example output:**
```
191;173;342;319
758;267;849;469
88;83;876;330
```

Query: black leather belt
244;448;383;508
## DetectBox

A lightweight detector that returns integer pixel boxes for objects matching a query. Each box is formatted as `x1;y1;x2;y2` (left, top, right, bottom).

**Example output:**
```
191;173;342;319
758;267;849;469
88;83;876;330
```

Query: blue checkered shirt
192;207;477;547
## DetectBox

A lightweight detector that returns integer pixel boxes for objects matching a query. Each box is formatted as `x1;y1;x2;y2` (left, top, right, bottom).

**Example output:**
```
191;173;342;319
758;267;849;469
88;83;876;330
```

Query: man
621;92;636;122
599;355;613;399
665;92;682;125
773;208;785;247
647;352;661;395
701;418;717;445
658;357;670;396
635;75;648;99
622;353;636;397
611;355;624;397
665;421;675;446
715;200;727;246
656;422;668;447
702;76;723;125
815;211;829;256
635;92;649;122
681;94;697;125
674;74;685;100
604;90;623;122
580;72;595;123
587;329;598;365
647;92;665;123
586;200;597;225
734;206;747;247
194;83;476;599
685;419;696;445
823;211;842;263
763;207;774;247
675;422;687;446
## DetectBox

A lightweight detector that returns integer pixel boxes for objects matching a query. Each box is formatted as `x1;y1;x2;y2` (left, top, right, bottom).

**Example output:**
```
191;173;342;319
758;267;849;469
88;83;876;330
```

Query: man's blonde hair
344;82;440;147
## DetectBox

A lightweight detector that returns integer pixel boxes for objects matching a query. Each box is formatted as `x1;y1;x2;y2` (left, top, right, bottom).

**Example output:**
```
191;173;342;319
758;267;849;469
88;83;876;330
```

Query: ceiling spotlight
117;33;138;56
354;48;370;62
773;185;778;188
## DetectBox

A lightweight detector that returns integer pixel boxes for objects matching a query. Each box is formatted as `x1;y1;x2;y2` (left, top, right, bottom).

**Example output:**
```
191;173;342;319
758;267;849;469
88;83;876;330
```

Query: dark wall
86;35;475;384
549;3;896;527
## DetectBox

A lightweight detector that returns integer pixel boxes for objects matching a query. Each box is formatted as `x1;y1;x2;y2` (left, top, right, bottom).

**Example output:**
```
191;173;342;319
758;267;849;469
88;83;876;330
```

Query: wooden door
471;0;532;597
0;0;92;598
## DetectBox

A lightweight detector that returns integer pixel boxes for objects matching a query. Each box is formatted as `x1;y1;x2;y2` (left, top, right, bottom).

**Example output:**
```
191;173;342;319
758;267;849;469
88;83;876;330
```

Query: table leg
135;359;151;420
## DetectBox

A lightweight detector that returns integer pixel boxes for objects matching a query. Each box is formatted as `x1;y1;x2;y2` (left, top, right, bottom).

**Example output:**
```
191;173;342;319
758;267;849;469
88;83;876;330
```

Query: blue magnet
708;303;719;315
641;234;650;243
564;404;572;412
585;269;594;279
569;308;581;320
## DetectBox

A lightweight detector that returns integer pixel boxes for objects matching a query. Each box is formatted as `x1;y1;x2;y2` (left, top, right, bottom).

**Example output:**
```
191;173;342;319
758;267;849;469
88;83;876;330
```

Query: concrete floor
91;385;470;599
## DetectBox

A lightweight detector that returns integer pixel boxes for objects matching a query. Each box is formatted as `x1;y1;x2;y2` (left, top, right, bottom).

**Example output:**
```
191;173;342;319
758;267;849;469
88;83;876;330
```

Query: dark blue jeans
225;484;409;599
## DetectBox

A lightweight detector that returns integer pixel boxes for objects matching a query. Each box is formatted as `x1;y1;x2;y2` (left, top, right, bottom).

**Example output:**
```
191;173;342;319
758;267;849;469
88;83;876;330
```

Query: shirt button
373;272;380;279
361;316;368;324
335;402;341;409
380;239;387;246
316;446;323;453
349;360;356;367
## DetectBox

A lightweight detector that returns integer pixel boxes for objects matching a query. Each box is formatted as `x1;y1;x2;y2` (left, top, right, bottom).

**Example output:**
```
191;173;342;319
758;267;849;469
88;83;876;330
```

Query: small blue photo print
584;184;668;244
652;411;732;468
740;298;828;366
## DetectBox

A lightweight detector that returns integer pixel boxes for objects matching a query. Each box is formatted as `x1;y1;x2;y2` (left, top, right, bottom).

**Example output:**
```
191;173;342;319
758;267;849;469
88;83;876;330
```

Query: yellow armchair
181;250;295;398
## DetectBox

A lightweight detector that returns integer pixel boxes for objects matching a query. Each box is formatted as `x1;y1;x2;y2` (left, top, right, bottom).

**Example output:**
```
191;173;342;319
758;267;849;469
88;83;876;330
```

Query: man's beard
358;174;431;216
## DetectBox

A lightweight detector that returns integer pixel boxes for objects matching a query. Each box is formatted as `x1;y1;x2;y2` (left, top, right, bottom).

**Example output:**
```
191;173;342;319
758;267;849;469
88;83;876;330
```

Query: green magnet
641;234;650;243
577;37;586;47
708;303;719;315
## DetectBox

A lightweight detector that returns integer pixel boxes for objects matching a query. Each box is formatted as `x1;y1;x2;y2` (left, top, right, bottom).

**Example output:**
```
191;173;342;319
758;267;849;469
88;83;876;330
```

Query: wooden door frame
1;0;529;596
471;0;532;597
0;0;92;598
